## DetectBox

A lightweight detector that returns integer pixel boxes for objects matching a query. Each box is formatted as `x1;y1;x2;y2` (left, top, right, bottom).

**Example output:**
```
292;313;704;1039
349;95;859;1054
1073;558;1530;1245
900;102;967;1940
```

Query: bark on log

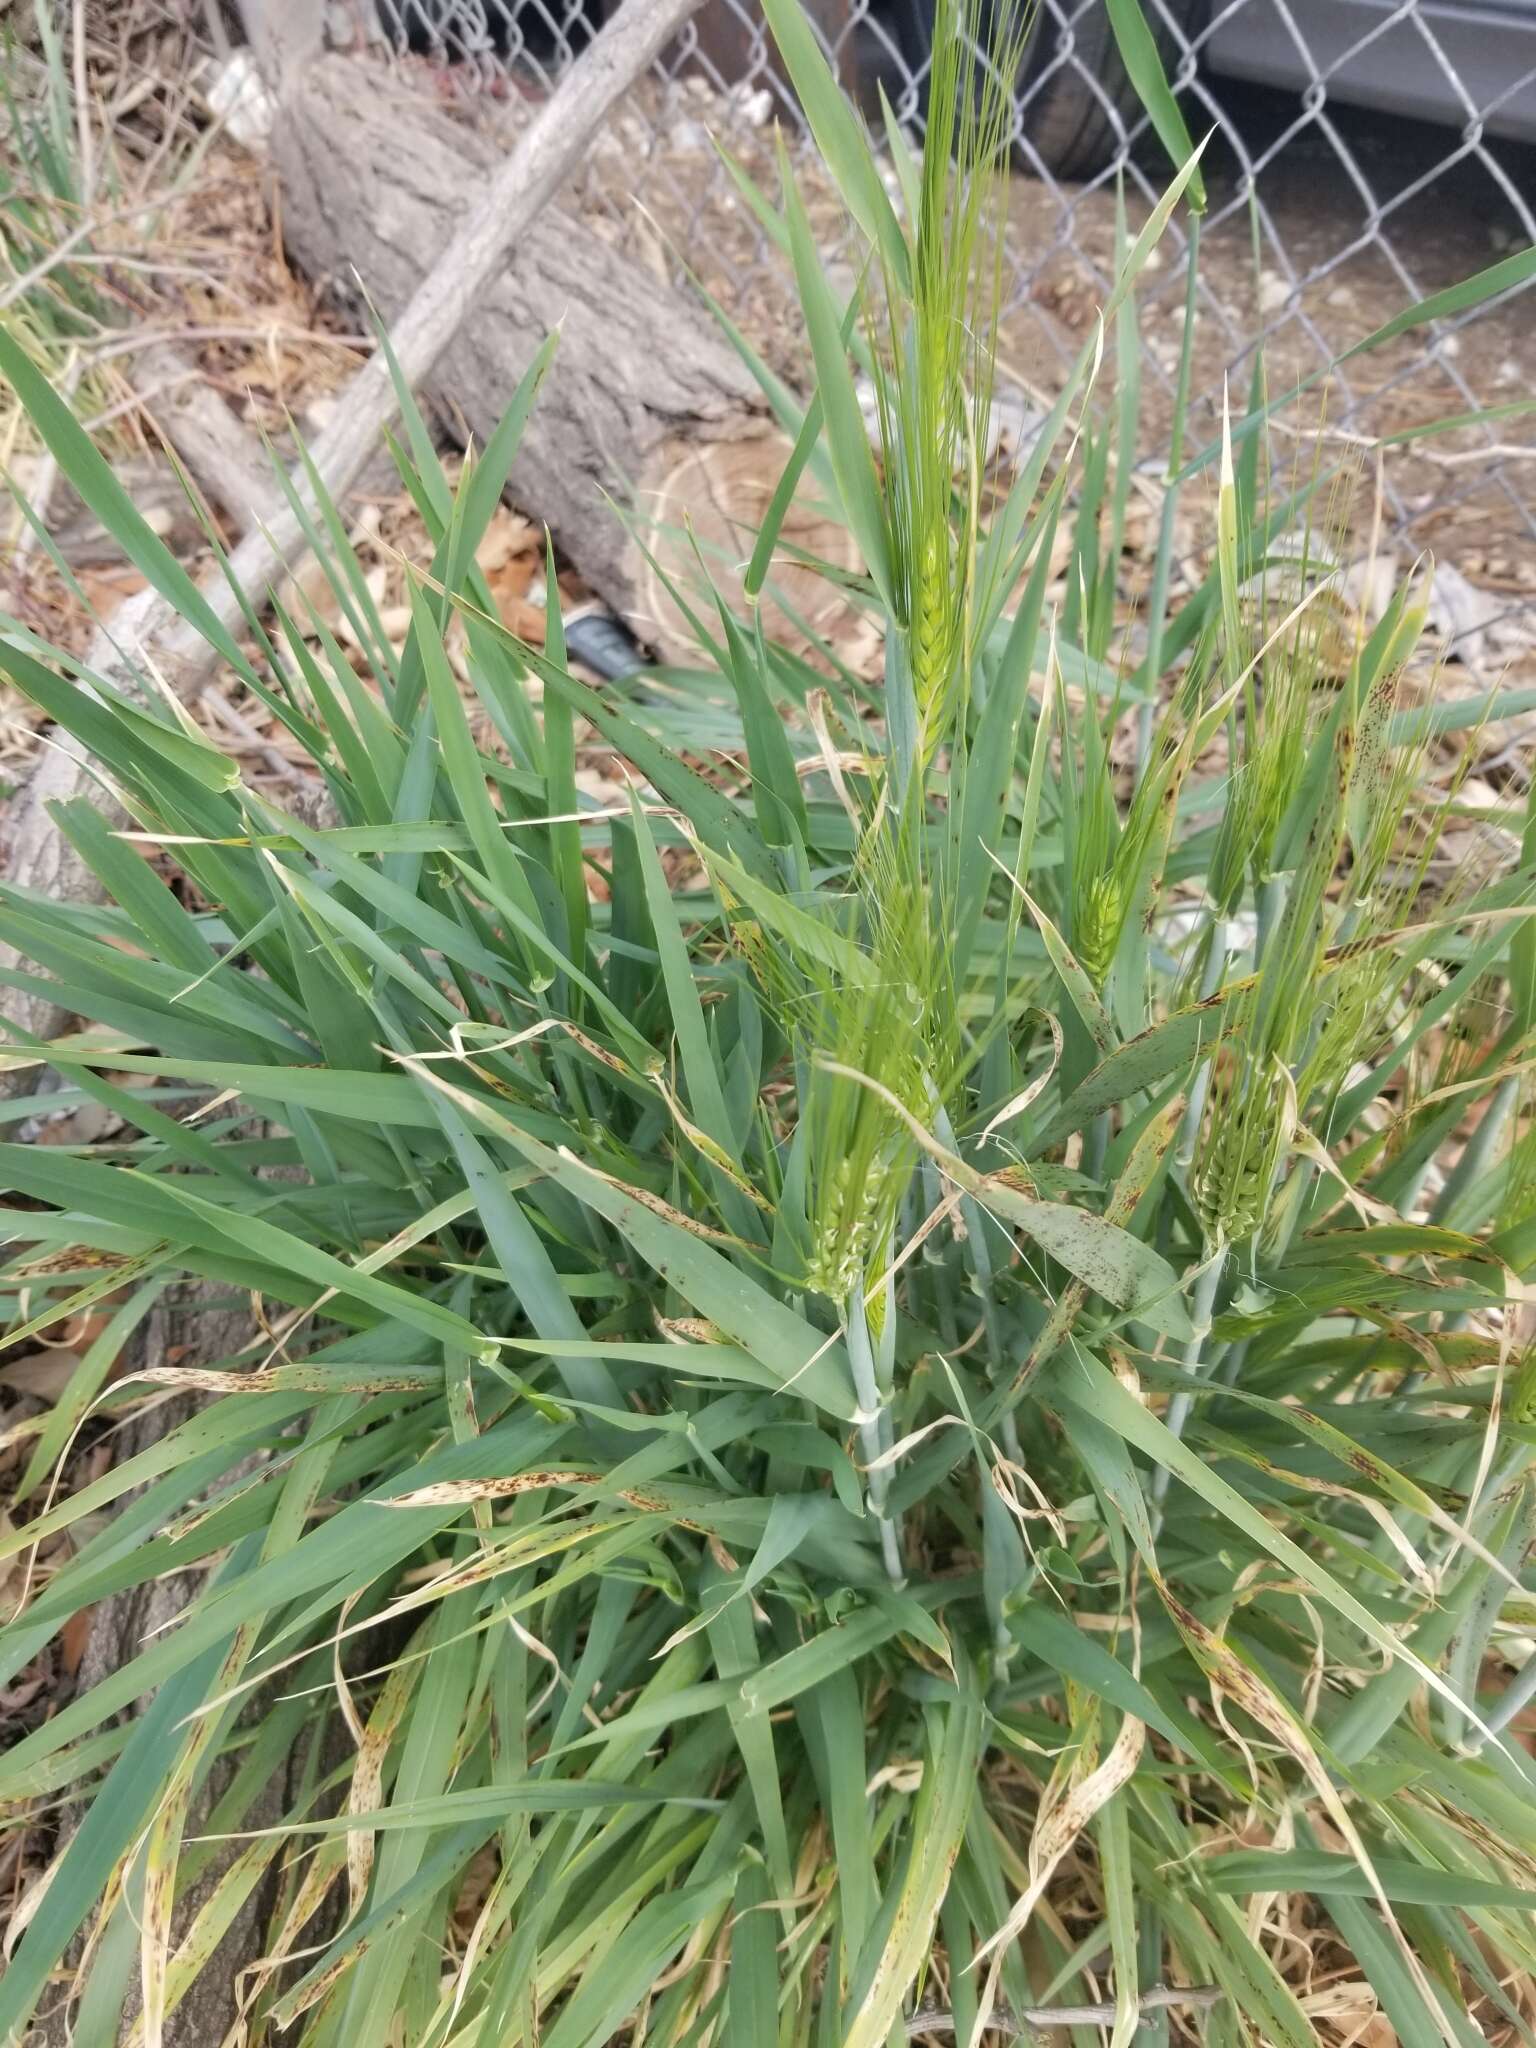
237;0;324;80
268;55;773;639
216;0;713;662
134;337;287;537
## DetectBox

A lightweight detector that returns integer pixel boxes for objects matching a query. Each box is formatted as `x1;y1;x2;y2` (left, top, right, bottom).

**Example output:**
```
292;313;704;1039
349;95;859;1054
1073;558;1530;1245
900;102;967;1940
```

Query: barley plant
1;12;170;558
6;1;1536;2041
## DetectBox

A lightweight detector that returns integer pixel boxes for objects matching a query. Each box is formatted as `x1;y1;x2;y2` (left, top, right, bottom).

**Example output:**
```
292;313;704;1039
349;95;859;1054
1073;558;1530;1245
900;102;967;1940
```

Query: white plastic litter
204;52;275;153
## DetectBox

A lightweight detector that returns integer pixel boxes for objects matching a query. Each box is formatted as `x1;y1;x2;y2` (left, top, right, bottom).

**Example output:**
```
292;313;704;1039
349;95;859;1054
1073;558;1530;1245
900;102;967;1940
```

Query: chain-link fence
370;0;1536;630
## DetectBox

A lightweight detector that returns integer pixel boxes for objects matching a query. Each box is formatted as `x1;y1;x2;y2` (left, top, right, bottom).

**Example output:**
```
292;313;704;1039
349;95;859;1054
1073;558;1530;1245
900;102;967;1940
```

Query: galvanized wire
368;0;1536;615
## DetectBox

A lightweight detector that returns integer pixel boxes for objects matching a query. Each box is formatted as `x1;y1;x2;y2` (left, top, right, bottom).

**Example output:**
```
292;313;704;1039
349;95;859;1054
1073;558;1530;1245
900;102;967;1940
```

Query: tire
875;0;1199;181
1016;2;1194;178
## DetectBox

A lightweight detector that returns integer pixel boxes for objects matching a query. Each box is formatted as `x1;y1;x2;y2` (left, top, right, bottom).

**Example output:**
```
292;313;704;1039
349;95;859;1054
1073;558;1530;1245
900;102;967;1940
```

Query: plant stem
1432;1073;1520;1229
1446;1472;1532;1748
1416;1077;1523;1367
1151;1248;1226;1517
1136;213;1200;780
1175;916;1231;1171
1254;873;1286;967
847;1279;905;1588
1478;1652;1536;1747
1084;1109;1110;1185
933;1100;1024;1464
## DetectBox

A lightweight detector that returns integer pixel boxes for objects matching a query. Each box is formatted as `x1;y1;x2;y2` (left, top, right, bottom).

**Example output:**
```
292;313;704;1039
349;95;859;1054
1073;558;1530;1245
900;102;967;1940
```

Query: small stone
731;85;774;129
1257;269;1291;315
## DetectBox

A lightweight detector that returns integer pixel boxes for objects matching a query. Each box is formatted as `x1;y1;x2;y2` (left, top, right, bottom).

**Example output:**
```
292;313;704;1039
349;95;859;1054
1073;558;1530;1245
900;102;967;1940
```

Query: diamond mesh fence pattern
373;0;1536;620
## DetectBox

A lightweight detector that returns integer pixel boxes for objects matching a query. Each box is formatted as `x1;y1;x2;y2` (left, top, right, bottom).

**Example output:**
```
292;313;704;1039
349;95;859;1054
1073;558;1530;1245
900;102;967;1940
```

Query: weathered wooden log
268;53;783;644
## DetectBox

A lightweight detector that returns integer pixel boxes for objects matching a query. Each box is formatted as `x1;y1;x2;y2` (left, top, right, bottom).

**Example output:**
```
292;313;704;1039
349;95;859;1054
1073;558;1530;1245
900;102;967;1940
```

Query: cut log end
636;430;870;664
